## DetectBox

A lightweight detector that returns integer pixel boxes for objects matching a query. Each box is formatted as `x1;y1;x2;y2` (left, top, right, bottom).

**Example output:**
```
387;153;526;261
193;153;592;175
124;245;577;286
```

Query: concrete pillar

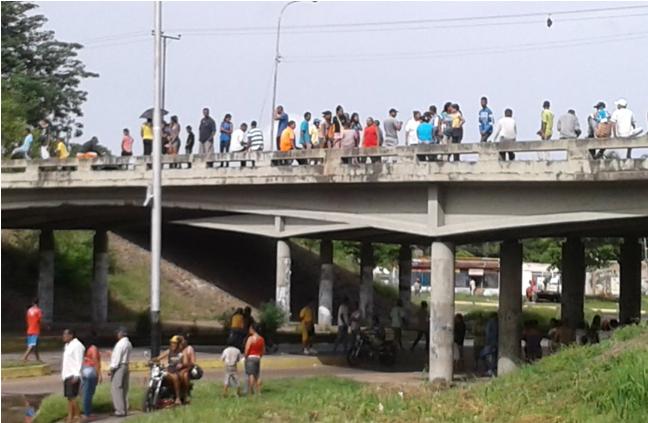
398;244;412;305
276;239;291;317
359;242;374;321
429;241;454;382
318;239;334;327
38;229;55;325
560;237;585;331
91;230;109;324
619;237;642;324
498;240;523;375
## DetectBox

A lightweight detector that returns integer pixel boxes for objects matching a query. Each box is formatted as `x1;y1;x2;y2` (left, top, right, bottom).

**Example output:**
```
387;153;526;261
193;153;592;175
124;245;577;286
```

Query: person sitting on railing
55;138;70;160
557;109;582;139
590;101;611;159
611;98;644;159
10;127;33;160
493;108;517;161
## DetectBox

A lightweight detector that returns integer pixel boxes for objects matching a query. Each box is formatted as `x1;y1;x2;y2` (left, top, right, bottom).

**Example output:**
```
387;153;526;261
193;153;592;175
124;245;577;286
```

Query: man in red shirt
23;298;43;362
363;117;380;163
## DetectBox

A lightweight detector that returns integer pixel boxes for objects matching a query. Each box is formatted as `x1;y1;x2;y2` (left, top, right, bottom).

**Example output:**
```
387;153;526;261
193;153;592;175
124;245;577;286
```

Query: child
221;343;242;396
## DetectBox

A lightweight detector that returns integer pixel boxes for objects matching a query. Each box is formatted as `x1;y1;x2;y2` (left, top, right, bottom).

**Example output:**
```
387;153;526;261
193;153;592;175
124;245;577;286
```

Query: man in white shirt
61;329;85;422
404;111;421;146
230;122;249;167
333;297;350;353
493;108;517;161
611;99;643;159
109;327;133;417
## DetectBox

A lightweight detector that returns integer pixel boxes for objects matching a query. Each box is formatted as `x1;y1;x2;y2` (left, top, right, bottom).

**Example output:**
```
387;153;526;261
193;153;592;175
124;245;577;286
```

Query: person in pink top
121;128;134;156
244;324;265;395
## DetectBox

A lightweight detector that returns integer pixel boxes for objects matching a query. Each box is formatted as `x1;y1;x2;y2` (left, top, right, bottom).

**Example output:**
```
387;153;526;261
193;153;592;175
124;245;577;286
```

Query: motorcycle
142;352;195;412
346;330;397;367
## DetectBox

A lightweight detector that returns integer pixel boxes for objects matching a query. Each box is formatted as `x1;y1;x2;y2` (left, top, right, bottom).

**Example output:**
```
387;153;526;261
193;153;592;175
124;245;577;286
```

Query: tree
1;2;97;152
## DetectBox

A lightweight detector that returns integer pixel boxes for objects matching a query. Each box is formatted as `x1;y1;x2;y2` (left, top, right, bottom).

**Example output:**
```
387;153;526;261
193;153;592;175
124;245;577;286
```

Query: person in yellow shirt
299;300;315;355
538;100;554;140
141;118;154;156
279;121;297;152
228;308;246;349
55;139;69;160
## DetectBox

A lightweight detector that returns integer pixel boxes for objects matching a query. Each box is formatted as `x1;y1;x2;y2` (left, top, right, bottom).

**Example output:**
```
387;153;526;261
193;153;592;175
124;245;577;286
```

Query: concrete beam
619;237;642;324
561;237;585;332
318;239;334;328
429;241;454;382
360;242;374;321
38;229;55;324
498;240;523;375
92;230;109;324
399;244;412;304
276;239;292;317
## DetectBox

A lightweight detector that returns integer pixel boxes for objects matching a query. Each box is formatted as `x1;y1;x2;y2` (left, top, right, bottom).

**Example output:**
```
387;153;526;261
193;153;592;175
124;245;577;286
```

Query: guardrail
2;136;647;175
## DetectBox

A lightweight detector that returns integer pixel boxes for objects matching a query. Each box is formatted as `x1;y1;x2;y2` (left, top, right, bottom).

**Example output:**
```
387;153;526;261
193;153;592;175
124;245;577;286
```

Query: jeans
81;366;98;416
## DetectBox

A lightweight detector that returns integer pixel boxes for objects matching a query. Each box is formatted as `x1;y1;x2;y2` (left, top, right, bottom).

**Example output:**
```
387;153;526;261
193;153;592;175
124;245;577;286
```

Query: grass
125;325;648;423
1;360;47;369
34;384;145;423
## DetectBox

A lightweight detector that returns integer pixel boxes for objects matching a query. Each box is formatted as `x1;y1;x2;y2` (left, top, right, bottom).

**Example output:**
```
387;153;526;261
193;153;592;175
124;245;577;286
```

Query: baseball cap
389;108;398;113
593;101;606;109
614;98;628;107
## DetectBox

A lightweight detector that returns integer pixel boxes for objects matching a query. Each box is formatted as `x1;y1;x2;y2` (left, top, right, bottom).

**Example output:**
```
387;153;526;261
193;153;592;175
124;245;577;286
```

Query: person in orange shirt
23;298;42;362
279;121;297;152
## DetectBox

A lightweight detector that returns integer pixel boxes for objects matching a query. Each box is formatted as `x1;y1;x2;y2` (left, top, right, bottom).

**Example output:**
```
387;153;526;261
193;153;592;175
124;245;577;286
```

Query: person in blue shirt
299;112;312;149
478;96;494;142
274;105;289;150
417;114;438;161
220;114;233;153
11;127;34;159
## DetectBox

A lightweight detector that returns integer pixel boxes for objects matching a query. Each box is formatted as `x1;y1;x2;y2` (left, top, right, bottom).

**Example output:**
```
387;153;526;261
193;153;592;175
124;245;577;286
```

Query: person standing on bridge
168;115;181;155
220;114;233;153
557;109;582;139
319;111;334;148
493;108;517;161
246;121;265;151
11;127;33;159
198;108;216;155
185;125;195;155
449;104;465;161
280;121;297;152
22;298;42;362
121;128;134;157
383;108;402;147
310;118;321;148
537;100;554;160
478;97;494;142
274;105;289;151
300;112;313;149
141;118;153;156
362;117;380;163
404;110;421;146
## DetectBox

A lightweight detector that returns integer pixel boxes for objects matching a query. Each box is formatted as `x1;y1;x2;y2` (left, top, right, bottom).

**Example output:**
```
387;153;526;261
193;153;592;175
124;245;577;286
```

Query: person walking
410;301;429;352
333;297;350;353
390;299;406;350
478;97;494;142
121;129;134;157
274;105;289;150
246;121;265;151
22;298;42;362
493;108;517;160
557;109;581;139
185;125;195;155
244;324;265;395
299;300;316;355
404;110;421;146
109;327;132;417
383;108;402;147
140;119;153;156
11;127;34;159
80;335;101;422
299;112;313;149
198;107;216;155
61;329;85;423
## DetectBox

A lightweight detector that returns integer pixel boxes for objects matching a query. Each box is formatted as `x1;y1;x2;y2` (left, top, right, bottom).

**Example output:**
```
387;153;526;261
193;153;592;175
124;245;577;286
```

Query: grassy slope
115;326;646;423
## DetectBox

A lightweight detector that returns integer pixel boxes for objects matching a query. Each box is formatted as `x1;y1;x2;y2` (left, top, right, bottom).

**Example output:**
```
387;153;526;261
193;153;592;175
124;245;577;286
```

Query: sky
35;1;648;154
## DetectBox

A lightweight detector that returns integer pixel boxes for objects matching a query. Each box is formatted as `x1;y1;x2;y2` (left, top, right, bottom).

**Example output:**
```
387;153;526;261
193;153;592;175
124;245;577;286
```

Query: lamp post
269;1;298;149
150;0;163;357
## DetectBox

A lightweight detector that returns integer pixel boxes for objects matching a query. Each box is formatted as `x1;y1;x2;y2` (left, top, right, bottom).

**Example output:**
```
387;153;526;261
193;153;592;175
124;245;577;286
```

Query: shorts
244;357;261;378
224;366;239;387
64;376;80;399
26;335;39;347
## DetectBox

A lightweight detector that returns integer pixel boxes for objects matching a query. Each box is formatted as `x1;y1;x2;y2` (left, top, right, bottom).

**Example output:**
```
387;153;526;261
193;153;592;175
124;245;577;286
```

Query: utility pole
151;30;181;110
150;0;163;357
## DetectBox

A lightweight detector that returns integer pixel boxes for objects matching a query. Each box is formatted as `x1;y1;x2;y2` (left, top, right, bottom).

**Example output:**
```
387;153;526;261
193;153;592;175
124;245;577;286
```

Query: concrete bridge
2;136;648;381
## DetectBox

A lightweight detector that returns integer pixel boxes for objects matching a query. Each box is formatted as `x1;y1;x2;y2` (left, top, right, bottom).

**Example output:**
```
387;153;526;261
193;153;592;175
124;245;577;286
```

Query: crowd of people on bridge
7;97;644;162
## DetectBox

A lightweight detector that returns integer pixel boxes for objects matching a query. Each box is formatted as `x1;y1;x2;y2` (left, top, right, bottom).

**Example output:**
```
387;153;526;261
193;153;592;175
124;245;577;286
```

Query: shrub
258;301;287;335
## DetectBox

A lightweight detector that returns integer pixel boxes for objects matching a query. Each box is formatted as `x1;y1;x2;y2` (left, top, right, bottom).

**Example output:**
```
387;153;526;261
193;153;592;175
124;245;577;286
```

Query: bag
595;122;611;138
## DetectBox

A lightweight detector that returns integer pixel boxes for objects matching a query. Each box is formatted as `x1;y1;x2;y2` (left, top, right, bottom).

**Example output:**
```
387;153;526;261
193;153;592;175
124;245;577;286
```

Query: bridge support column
359;242;374;321
498;240;522;376
561;237;585;332
399;244;412;305
276;239;292;317
429;241;454;382
92;230;109;324
318;240;334;328
619;237;641;324
38;229;55;325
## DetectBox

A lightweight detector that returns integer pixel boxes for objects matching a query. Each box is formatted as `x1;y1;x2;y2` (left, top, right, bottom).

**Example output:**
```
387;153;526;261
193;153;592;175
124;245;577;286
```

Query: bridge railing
2;135;647;175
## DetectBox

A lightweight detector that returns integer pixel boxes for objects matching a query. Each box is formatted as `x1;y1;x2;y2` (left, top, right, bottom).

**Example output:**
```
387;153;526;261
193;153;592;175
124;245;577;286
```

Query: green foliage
457;242;500;258
258;301;287;334
374;282;398;302
1;1;97;153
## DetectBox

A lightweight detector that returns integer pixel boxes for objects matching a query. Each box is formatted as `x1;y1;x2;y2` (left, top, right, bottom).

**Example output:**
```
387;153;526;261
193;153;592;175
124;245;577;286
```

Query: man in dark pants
198;108;216;155
61;329;85;423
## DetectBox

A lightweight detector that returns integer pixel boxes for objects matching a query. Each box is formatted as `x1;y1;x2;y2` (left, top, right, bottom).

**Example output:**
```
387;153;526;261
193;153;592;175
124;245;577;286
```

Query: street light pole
269;1;298;150
161;33;181;110
150;0;163;357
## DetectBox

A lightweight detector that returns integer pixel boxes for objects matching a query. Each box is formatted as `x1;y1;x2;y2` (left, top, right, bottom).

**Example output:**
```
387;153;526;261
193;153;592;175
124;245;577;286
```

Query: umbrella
140;108;169;120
